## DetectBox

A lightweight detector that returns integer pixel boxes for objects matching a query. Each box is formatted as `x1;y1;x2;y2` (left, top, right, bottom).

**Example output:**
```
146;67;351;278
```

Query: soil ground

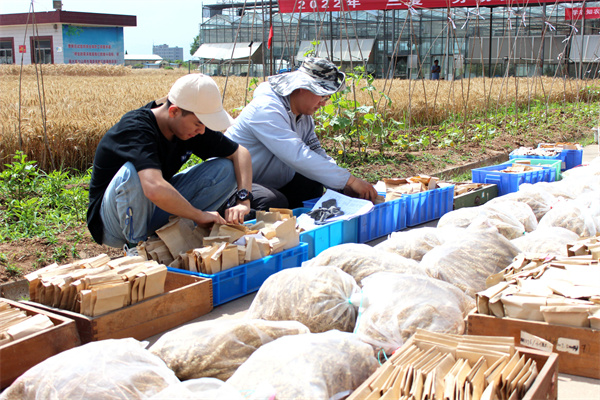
0;120;594;285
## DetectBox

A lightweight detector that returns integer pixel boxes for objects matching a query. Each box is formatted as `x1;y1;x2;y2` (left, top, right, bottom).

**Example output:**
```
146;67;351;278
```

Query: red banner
565;7;600;20
278;0;561;13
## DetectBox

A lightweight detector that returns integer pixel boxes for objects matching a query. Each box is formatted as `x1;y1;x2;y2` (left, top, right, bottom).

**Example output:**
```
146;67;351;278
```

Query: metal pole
330;9;334;62
579;3;586;79
488;7;493;77
539;5;545;76
269;1;274;76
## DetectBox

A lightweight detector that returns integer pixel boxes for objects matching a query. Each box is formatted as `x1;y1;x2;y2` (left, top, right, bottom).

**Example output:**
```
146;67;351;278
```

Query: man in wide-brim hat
226;57;378;211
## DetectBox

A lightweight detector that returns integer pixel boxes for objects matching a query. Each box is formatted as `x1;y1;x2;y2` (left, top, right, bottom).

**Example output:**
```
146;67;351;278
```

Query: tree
190;35;200;56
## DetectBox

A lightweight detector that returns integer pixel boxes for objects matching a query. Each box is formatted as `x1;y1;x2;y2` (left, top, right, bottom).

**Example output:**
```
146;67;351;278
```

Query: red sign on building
19;45;26;53
278;0;561;13
565;7;600;20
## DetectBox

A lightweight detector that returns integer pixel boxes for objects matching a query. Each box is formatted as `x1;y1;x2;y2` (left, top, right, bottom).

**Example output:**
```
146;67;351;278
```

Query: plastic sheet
227;331;377;400
303;243;427;286
246;266;359;333
356;272;475;355
511;227;579;256
150;319;309;381
420;227;520;298
374;227;448;262
538;199;597;237
0;338;179;400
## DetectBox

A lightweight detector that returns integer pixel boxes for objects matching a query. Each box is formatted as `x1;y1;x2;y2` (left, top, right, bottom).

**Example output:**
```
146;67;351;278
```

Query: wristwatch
236;189;253;203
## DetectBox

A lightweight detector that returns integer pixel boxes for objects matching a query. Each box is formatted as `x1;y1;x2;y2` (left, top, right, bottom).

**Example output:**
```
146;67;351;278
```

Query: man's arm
224;145;253;224
343;175;378;201
138;168;226;227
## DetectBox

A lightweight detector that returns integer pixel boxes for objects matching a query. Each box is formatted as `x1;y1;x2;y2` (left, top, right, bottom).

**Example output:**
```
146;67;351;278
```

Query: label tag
520;331;553;352
556;338;580;355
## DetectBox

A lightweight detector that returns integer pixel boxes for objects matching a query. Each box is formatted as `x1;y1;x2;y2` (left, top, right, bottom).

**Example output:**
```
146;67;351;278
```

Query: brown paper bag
143;264;167;299
221;244;240;271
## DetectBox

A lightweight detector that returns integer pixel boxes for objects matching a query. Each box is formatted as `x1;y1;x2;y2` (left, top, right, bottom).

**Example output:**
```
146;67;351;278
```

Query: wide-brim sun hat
269;57;346;97
158;74;234;132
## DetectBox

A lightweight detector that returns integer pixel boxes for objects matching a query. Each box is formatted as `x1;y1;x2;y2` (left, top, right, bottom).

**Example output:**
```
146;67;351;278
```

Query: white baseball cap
160;74;234;132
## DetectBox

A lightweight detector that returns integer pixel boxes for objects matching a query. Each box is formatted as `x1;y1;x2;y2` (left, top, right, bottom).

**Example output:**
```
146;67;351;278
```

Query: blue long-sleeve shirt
225;82;350;190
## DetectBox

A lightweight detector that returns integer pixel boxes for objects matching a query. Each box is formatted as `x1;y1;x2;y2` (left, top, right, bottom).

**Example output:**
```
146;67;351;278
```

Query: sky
2;0;217;59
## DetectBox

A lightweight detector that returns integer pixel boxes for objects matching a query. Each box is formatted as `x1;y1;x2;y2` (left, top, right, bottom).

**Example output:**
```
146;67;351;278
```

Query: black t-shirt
86;101;239;244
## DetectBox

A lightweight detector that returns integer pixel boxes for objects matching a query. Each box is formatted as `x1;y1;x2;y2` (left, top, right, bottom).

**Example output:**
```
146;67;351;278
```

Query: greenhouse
195;1;600;79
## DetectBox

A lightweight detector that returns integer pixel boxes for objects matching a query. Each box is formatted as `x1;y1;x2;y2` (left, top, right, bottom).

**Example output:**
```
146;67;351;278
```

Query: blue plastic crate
167;242;308;306
299;219;345;259
247;208;344;259
501;159;562;181
356;196;407;243
561;148;583;170
471;164;555;196
301;194;405;244
296;206;358;248
404;185;455;227
536;144;584;170
509;149;564;170
302;197;320;208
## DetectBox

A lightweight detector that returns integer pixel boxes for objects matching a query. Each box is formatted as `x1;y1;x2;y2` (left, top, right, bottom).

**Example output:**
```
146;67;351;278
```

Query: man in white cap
87;74;252;248
226;57;377;211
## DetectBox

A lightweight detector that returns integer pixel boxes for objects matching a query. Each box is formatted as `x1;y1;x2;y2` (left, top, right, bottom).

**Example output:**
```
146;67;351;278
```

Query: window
30;36;53;64
0;38;14;64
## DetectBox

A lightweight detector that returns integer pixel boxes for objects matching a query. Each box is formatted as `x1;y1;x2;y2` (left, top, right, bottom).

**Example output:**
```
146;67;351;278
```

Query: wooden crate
348;343;558;400
23;271;212;344
468;311;600;379
519;347;559;400
0;298;81;390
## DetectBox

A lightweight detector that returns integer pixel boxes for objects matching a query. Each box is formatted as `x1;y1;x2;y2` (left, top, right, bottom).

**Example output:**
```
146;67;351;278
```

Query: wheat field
0;64;596;172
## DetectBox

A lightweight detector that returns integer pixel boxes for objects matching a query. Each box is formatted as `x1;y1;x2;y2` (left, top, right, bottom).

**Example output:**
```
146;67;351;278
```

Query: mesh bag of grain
511;227;579;256
0;338;179;400
577;191;600;232
148;378;244;400
467;210;526;240
420;227;520;297
374;227;450;261
482;200;538;232
303;243;427;286
538;199;597;237
247;266;359;333
227;330;378;400
489;184;557;221
149;319;309;381
562;158;600;180
437;207;482;229
355;272;475;355
528;181;577;200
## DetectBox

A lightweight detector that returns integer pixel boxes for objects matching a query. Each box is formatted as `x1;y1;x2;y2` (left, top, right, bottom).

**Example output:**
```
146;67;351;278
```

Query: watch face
237;189;250;201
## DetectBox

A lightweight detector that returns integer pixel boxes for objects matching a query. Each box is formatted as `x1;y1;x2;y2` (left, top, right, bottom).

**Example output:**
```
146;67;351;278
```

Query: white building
0;10;136;65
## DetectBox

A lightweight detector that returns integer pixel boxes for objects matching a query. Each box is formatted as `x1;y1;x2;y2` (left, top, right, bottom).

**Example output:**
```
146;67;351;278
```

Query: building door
30;36;53;64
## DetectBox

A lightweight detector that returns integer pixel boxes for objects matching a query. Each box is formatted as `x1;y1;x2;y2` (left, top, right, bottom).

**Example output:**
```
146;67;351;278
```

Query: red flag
267;25;274;49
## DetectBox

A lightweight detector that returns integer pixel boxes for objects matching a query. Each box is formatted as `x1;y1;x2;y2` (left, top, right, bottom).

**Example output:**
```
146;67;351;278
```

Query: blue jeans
100;159;237;248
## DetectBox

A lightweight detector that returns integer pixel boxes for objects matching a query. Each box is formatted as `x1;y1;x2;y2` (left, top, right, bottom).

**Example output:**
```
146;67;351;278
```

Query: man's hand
343;175;378;202
225;202;251;224
195;210;227;227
